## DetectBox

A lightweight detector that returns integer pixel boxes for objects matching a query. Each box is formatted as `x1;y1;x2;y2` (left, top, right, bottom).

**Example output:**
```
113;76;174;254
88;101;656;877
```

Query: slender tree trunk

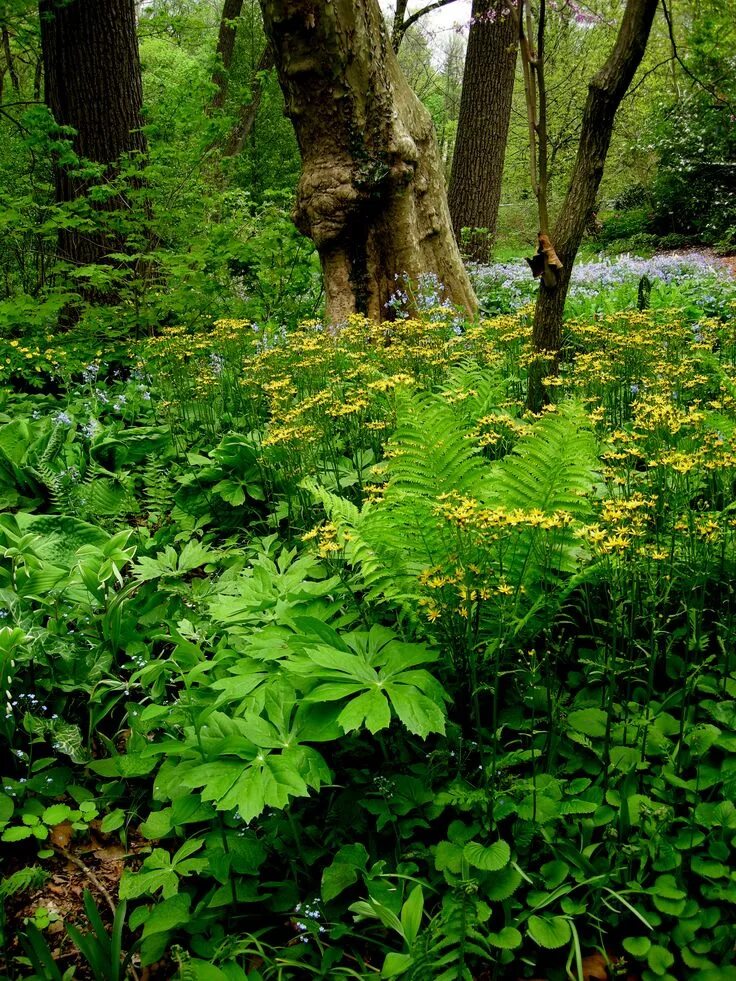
527;0;658;410
223;42;274;156
210;0;244;112
391;0;409;52
2;27;19;92
258;0;477;323
39;0;147;272
448;0;517;262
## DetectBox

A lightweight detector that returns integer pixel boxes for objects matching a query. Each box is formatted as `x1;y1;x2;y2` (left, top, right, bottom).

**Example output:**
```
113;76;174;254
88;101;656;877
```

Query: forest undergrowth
1;262;736;981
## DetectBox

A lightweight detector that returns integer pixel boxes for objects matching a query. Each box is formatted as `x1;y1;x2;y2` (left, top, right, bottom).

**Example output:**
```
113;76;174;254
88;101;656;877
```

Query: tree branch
393;0;458;51
660;0;734;113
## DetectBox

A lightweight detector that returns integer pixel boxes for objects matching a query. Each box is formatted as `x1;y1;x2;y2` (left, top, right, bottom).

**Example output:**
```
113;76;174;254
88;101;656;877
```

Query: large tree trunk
39;0;147;272
210;0;244;112
527;0;658;409
258;0;477;322
448;0;517;263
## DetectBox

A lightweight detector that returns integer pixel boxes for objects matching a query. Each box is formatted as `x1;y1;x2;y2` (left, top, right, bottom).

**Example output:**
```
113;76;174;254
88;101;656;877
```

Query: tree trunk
448;0;517;263
223;42;274;156
527;0;658;410
258;0;477;323
210;0;244;112
39;0;147;271
2;27;19;92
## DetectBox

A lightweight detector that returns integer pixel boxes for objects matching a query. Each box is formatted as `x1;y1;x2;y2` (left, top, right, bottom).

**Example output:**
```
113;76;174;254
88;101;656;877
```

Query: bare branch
393;0;458;51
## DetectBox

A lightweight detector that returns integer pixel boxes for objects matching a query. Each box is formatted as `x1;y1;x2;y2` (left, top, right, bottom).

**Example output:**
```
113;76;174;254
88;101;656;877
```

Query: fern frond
484;401;599;517
384;390;488;501
439;359;508;429
302;478;418;607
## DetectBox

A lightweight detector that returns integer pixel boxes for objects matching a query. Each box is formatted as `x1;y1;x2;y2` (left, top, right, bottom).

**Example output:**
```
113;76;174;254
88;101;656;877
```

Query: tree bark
527;0;658;410
448;0;517;262
258;0;477;323
210;0;244;112
39;0;147;271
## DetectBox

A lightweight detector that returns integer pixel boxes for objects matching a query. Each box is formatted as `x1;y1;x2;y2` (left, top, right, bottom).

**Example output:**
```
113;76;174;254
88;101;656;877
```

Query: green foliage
0;3;735;979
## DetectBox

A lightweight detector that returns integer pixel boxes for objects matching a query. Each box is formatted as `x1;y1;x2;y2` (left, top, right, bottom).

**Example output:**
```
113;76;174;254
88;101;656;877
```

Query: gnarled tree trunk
39;0;147;271
448;0;517;263
527;0;658;409
258;0;477;322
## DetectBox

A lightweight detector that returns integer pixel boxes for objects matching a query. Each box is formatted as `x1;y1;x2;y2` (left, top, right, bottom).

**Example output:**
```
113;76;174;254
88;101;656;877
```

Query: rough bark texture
527;0;658;409
210;0;244;112
259;0;477;322
448;0;517;263
39;0;147;270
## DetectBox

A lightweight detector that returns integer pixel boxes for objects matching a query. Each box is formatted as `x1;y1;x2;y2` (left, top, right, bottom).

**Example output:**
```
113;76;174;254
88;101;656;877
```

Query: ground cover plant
1;261;736;980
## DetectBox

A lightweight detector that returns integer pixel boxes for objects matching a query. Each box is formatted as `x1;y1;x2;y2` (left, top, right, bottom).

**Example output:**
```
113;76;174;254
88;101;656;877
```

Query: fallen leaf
49;821;73;848
93;843;126;863
582;952;610;979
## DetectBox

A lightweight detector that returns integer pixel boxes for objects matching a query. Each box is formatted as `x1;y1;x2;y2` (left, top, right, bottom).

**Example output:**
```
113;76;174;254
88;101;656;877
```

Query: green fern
484;401;599;516
0;865;48;902
404;888;491;981
142;455;176;520
439;360;509;430
385;389;489;500
305;394;601;617
303;479;419;608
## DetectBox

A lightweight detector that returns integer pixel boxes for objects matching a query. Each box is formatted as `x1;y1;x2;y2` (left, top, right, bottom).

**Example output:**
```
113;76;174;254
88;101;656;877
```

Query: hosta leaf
463;839;511;871
527;914;571;949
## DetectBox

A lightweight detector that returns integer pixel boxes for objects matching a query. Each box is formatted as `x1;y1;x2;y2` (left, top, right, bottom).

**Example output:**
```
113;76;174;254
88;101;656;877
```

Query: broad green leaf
338;688;391;734
1;825;33;842
434;841;464;875
647;944;675;975
400;885;423;946
0;793;13;825
381;952;413;977
527;914;571;949
463;840;511;872
100;809;125;833
567;708;608;738
42;804;73;826
488;926;522;949
322;861;360;903
623;936;652;958
485;863;523;901
387;685;445;737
